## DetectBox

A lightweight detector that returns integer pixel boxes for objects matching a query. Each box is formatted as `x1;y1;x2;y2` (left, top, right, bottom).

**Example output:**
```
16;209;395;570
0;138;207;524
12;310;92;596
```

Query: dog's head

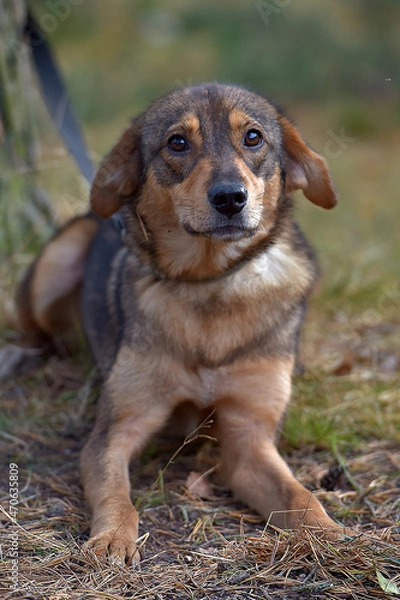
91;84;337;279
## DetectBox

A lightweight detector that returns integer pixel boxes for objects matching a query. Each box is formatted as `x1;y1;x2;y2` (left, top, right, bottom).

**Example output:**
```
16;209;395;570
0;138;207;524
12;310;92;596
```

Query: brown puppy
17;83;341;565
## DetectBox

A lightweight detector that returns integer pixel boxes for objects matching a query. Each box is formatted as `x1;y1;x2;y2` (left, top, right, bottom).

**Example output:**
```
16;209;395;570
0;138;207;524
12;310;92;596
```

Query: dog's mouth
183;223;256;240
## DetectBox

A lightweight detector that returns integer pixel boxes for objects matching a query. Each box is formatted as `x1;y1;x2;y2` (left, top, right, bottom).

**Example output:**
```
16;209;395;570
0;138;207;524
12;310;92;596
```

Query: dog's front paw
83;530;141;567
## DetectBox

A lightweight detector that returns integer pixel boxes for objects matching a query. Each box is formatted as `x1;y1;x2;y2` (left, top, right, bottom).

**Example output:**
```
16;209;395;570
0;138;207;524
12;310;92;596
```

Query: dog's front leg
217;358;342;536
80;384;172;565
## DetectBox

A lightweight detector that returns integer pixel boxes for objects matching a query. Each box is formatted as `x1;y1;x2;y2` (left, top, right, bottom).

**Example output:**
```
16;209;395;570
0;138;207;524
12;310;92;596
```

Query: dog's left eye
167;134;189;152
244;129;263;148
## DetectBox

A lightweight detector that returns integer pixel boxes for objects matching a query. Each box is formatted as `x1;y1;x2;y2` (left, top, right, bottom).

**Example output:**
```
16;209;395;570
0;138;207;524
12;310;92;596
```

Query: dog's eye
167;134;189;152
244;129;263;148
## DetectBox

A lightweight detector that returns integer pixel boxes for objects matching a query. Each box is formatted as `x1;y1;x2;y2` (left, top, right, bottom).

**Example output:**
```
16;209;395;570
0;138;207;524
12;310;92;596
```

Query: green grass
285;374;400;452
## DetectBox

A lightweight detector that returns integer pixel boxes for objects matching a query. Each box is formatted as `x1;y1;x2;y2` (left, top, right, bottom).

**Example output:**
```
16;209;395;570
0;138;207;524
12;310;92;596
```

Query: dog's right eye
167;134;189;152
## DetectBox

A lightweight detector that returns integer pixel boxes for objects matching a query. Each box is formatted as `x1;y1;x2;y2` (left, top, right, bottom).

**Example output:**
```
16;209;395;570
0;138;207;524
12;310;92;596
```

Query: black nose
208;183;248;218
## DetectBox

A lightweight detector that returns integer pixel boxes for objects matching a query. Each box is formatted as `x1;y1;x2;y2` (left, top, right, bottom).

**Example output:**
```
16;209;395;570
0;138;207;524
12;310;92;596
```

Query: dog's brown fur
17;83;342;565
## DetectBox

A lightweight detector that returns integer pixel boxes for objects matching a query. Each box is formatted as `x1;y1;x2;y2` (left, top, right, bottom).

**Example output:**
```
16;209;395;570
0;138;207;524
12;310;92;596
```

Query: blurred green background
1;0;400;323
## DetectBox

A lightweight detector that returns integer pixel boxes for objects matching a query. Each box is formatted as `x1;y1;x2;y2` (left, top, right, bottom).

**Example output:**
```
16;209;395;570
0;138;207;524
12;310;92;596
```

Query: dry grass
0;516;399;600
0;335;399;599
0;440;399;599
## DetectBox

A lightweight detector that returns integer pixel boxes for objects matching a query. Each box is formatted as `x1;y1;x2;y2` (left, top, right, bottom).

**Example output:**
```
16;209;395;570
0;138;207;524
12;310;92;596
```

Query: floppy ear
90;116;143;218
278;115;337;209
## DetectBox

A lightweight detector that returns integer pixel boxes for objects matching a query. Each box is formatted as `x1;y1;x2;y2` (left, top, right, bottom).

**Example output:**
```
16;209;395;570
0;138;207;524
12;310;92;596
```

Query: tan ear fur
279;115;338;209
90;117;143;218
